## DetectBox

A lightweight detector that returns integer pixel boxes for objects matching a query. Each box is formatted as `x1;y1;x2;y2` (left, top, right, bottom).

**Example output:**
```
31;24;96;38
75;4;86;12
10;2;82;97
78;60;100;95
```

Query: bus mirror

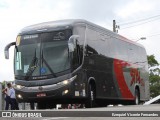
68;35;80;52
4;42;16;59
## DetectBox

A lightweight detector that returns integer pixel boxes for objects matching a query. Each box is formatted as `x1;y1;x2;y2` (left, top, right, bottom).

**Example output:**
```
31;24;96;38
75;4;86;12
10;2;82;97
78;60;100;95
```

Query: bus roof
20;19;85;34
19;19;144;48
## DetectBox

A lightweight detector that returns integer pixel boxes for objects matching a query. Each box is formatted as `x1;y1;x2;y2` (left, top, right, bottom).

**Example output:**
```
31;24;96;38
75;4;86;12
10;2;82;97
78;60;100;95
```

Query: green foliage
149;74;160;97
147;55;159;68
1;81;6;89
148;55;160;97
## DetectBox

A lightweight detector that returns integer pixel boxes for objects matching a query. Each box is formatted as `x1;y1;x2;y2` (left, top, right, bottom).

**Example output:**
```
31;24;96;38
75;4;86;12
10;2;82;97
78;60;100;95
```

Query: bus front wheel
85;84;96;108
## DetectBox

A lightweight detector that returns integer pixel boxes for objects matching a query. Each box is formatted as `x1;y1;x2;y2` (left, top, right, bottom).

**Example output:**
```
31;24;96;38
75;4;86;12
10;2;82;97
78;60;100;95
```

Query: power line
120;17;160;29
118;14;160;26
147;33;160;38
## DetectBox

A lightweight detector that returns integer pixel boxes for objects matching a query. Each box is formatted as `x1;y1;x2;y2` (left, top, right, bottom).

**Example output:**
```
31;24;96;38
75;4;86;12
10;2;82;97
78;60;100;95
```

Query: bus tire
134;89;140;105
85;83;96;108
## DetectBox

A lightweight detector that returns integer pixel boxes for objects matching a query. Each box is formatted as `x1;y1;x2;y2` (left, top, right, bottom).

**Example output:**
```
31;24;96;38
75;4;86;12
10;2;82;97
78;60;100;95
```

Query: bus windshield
14;30;72;80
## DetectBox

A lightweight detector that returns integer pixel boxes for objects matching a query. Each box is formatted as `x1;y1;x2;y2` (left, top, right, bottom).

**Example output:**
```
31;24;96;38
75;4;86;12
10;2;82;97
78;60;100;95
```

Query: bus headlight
57;80;69;85
57;75;77;85
17;94;23;99
14;84;25;90
62;89;69;95
62;80;69;85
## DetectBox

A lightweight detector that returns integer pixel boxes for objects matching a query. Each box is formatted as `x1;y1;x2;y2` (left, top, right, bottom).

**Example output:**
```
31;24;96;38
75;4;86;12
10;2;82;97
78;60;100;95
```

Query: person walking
7;83;19;110
2;83;11;110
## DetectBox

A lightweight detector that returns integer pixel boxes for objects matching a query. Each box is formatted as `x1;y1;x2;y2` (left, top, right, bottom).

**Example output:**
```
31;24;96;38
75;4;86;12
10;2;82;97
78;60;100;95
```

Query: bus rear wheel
134;89;140;105
85;84;96;108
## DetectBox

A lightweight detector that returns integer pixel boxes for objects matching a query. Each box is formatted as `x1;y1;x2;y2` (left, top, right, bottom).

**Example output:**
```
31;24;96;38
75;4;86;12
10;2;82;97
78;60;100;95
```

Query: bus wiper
41;50;57;77
25;49;38;80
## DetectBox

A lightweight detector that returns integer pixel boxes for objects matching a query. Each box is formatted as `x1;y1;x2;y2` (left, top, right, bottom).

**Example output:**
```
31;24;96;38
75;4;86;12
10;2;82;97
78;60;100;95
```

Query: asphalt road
1;104;160;120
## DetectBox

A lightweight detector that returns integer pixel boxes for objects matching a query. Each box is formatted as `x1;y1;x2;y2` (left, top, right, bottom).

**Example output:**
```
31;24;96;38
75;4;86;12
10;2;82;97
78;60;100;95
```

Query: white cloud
0;0;160;82
0;0;73;82
115;0;160;62
116;0;154;19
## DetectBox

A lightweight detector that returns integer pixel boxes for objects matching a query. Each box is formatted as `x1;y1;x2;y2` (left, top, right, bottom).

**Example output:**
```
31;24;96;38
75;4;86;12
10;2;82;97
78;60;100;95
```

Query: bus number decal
130;68;144;86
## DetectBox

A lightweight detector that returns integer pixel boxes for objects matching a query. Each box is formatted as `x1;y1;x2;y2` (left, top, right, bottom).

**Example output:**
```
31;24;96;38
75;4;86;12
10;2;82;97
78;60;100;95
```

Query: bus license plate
37;93;46;97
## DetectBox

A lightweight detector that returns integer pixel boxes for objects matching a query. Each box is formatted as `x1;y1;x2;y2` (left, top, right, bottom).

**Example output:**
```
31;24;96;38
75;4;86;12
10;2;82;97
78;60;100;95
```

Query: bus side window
72;39;82;68
76;41;81;65
77;39;85;65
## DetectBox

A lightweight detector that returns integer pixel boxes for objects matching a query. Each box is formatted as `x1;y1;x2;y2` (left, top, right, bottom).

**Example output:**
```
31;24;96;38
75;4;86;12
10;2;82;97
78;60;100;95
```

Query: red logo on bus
130;68;144;86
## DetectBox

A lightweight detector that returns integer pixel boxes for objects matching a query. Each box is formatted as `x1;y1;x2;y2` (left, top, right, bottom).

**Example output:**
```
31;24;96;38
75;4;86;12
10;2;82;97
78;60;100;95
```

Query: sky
0;0;160;82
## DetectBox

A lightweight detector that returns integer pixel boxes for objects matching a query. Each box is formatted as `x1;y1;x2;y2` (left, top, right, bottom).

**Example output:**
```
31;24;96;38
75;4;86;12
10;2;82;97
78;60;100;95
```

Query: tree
147;55;159;68
1;81;6;89
147;55;160;97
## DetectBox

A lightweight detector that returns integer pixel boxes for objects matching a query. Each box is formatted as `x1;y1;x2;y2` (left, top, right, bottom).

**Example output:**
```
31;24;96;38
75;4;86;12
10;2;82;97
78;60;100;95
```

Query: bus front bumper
15;82;74;103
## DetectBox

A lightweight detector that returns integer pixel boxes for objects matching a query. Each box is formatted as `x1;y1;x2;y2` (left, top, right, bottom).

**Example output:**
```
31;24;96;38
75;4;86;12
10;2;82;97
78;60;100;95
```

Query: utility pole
113;20;120;33
113;20;116;32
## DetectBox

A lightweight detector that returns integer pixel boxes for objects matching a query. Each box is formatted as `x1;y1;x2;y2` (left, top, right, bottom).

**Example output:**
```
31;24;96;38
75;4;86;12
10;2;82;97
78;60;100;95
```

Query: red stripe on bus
114;59;134;99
